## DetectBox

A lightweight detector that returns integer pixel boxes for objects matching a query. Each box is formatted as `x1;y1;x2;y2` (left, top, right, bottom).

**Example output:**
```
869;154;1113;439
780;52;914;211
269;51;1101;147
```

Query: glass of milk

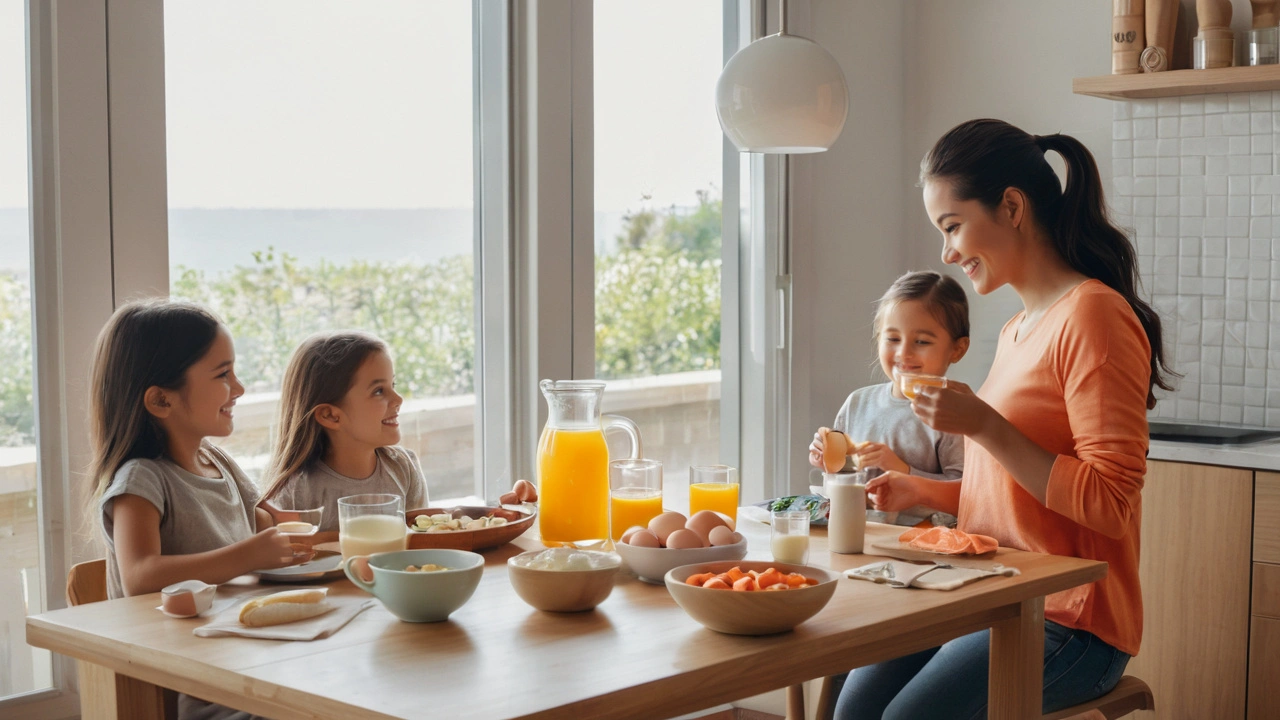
338;493;407;560
770;510;811;565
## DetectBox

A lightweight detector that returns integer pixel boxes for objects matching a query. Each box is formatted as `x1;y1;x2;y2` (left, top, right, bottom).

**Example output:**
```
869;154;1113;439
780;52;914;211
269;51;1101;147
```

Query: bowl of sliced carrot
664;560;840;636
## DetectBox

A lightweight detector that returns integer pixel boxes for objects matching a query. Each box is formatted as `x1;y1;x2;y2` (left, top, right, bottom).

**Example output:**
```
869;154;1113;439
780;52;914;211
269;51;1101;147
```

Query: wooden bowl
664;560;840;635
405;505;536;552
507;549;621;612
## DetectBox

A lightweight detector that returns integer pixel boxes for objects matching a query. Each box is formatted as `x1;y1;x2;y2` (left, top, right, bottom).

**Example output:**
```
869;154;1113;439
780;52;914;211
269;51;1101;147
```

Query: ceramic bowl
664;560;840;635
343;549;483;623
507;549;621;612
614;536;748;584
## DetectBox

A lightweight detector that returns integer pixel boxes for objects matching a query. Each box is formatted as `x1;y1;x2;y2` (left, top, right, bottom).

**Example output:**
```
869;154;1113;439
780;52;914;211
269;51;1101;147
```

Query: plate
256;550;345;583
405;505;536;552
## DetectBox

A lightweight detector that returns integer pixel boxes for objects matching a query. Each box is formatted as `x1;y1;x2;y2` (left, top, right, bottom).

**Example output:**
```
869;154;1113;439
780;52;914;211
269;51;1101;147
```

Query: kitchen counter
1148;436;1280;472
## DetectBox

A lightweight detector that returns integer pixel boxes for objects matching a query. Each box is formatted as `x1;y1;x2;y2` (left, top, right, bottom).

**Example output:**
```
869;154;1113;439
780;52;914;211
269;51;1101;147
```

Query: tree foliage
0;193;723;444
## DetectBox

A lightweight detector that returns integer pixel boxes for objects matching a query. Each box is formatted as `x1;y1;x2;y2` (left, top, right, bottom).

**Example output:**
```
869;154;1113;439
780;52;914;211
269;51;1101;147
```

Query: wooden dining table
27;517;1105;720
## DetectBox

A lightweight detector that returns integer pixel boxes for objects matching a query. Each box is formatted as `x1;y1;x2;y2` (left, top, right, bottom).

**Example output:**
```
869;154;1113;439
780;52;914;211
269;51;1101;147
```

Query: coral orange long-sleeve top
959;280;1149;657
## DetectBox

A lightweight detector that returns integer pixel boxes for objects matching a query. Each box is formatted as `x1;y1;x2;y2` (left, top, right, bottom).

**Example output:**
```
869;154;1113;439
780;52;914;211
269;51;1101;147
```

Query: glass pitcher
537;379;641;546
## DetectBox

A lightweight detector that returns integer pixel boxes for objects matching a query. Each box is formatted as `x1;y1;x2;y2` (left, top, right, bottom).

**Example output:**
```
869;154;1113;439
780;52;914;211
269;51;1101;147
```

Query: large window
594;2;727;510
164;1;478;500
0;2;51;701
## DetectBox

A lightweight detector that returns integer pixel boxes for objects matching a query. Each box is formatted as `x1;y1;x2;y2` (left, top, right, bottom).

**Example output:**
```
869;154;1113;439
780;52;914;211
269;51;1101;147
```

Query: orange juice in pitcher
537;380;641;546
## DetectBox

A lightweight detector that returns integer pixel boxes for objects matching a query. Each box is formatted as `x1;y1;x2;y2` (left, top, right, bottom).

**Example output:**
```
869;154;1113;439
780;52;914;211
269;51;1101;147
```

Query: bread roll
239;588;333;627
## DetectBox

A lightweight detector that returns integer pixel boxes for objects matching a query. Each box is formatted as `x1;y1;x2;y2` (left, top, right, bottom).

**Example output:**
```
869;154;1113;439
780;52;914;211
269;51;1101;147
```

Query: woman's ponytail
922;119;1177;408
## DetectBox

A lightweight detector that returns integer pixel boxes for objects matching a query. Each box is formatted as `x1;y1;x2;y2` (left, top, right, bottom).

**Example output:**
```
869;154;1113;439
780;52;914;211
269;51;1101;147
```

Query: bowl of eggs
664;560;841;636
614;510;748;584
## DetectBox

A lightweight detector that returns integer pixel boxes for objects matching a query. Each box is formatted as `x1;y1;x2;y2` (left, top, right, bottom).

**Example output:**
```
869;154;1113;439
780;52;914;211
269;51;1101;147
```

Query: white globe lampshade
715;33;849;154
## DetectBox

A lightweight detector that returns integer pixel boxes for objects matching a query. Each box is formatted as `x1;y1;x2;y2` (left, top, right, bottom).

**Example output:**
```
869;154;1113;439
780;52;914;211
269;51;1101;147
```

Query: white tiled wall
1112;92;1280;428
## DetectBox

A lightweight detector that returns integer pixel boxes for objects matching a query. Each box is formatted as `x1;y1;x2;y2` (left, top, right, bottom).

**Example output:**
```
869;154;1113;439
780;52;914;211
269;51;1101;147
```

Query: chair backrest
66;558;108;606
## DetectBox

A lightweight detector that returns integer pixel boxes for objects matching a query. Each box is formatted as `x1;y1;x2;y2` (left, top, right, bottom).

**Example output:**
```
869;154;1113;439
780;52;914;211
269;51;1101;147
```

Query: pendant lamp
715;0;849;154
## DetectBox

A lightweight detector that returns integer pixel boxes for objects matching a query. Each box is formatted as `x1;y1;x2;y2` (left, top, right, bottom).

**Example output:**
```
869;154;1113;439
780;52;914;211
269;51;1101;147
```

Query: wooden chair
66;558;108;606
789;674;1154;720
66;558;179;720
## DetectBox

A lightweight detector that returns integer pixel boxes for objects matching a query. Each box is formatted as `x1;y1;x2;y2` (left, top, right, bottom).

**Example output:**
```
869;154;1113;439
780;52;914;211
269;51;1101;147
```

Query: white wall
789;0;908;489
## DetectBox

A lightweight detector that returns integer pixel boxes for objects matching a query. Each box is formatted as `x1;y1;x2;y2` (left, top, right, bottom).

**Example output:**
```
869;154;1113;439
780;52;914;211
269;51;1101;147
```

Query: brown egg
625;528;662;547
712;511;736;531
708;525;743;546
647;511;688;545
498;491;519;505
823;429;850;474
619;525;647;544
685;510;729;543
664;528;707;549
513;479;538;503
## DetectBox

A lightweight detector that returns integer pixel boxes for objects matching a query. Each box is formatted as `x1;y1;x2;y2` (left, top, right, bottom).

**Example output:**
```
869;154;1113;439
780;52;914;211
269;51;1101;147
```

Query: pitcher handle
602;414;642;459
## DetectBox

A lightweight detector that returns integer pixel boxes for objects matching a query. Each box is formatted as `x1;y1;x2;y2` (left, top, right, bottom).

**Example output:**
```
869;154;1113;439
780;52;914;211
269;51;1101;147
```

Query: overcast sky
0;1;723;212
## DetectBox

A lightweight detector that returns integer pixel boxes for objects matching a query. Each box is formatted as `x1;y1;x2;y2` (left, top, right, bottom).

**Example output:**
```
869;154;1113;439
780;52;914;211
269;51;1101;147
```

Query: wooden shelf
1073;64;1280;100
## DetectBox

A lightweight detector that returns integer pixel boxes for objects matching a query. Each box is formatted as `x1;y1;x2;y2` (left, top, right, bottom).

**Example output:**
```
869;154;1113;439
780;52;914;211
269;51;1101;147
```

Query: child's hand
865;470;922;513
808;427;831;468
244;528;312;570
852;442;910;474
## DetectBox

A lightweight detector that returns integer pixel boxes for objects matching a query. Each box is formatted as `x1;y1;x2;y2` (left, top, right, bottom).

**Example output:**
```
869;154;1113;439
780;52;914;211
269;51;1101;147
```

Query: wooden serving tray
405;505;536;552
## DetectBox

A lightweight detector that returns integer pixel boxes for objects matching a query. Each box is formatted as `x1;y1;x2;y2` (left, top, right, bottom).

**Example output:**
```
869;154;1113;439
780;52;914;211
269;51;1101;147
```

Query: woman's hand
865;471;923;513
910;381;996;437
852;442;909;474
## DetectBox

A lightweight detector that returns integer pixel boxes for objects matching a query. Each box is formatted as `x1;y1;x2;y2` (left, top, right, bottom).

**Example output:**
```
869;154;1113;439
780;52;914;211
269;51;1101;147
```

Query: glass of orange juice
338;494;407;561
894;368;948;400
609;458;663;541
689;465;740;525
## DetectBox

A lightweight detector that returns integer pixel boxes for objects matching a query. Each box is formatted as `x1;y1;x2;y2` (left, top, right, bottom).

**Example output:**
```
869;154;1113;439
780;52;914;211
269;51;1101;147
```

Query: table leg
786;683;806;720
988;597;1045;720
78;660;168;720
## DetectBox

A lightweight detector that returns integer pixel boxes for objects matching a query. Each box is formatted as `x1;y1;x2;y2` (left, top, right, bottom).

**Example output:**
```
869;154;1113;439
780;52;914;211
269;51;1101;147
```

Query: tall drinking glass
689;465;740;525
338;494;406;560
770;510;811;565
609;458;663;541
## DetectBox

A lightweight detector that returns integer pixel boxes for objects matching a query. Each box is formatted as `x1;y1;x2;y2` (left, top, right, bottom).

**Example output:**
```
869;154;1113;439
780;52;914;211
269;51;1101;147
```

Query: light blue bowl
344;548;483;622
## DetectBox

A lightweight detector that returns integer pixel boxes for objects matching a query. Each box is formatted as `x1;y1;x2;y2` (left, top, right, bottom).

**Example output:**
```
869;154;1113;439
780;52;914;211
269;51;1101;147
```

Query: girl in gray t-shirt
808;271;971;526
259;331;430;529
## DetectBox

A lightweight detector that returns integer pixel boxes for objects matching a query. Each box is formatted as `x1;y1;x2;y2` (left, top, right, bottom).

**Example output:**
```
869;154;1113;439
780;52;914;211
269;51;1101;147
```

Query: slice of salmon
899;526;998;555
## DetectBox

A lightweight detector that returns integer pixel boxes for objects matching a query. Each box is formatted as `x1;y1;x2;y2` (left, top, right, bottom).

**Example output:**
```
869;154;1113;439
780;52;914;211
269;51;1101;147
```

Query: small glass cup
770;510;810;565
689;465;740;524
338;493;407;560
274;506;324;537
893;368;948;400
609;458;664;541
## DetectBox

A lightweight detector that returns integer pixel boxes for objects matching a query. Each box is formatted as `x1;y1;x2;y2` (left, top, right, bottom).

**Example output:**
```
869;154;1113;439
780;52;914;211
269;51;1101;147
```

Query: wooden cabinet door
1256;472;1280;565
1248;616;1280;719
1126;461;1253;720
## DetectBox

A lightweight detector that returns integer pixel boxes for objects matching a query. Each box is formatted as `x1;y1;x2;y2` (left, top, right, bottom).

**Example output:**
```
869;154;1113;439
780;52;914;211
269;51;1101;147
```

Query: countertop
1148;436;1280;472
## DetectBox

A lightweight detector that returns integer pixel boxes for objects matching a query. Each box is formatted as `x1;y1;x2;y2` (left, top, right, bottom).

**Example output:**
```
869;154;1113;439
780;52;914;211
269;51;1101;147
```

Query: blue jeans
832;621;1130;720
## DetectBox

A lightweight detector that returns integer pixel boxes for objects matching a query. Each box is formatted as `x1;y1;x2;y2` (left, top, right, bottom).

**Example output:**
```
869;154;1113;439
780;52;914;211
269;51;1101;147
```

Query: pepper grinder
1195;0;1234;69
1113;0;1145;74
1140;0;1178;71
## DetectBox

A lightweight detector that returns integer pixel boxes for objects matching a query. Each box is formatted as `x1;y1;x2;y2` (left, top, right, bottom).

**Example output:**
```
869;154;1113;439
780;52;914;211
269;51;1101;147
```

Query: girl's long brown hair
921;118;1176;409
88;300;221;501
260;331;388;501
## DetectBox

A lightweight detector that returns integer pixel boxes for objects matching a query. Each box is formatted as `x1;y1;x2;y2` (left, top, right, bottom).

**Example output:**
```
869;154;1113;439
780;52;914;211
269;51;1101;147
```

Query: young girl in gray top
260;331;428;532
90;300;304;720
808;271;970;526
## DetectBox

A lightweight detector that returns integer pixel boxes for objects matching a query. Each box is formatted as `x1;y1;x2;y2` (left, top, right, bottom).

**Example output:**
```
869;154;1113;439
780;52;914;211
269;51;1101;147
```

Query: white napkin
193;589;375;640
846;560;1019;590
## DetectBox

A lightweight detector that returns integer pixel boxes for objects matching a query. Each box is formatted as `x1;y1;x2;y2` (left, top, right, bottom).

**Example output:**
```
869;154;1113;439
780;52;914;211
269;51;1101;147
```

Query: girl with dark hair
808;270;970;526
837;119;1170;719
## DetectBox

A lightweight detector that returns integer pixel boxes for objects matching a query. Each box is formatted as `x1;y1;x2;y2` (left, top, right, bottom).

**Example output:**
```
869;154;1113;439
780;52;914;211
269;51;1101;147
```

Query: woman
836;119;1175;720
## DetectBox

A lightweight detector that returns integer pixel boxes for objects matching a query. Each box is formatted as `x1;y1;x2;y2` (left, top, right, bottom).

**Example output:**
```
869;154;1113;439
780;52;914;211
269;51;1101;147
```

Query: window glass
0;2;53;699
594;1;724;511
165;1;477;500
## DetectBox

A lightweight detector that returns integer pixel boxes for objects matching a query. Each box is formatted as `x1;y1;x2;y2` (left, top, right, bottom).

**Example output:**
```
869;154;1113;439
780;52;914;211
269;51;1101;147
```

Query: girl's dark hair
921;118;1175;409
88;299;222;500
261;331;388;501
873;270;970;342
